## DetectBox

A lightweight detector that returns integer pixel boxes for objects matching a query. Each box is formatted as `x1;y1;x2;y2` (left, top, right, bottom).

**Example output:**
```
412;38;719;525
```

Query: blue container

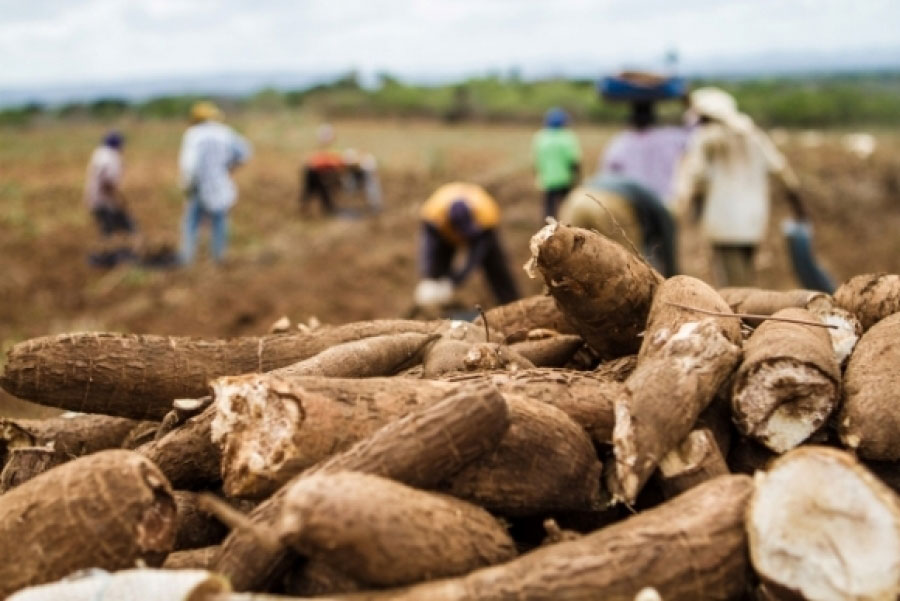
598;75;688;102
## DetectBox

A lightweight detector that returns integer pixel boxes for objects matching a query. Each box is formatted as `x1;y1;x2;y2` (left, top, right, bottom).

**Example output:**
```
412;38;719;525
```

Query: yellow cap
190;101;222;123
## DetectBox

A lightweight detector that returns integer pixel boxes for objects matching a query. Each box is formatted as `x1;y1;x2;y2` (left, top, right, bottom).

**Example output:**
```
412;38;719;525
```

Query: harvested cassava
138;405;221;489
7;568;229;601
210;375;459;497
593;354;638;381
278;471;517;587
656;427;729;499
508;334;583;367
525;222;662;359
839;312;900;460
727;437;777;476
162;545;220;570
610;277;742;505
173;491;231;550
0;449;177;599
834;272;900;330
0;413;141;467
282;559;363;597
0;446;66;492
154;397;212;442
274;475;752;601
748;447;900;601
423;339;534;376
442;368;621;444
0;320;436;420
804;295;862;365
214;384;510;592
474;294;577;341
732;308;840;453
272;332;437;378
718;287;825;321
442;395;603;516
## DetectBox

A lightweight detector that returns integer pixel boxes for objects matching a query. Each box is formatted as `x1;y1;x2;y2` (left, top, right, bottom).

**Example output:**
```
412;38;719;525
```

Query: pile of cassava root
4;223;900;601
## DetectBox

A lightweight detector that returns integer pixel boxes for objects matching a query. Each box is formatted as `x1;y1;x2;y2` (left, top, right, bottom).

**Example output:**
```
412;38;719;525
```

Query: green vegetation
4;71;900;128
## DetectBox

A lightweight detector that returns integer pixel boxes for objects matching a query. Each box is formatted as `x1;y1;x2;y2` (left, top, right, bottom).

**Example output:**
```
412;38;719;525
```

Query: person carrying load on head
672;87;817;288
178;100;252;265
532;107;582;220
416;182;520;309
299;123;382;217
557;72;688;277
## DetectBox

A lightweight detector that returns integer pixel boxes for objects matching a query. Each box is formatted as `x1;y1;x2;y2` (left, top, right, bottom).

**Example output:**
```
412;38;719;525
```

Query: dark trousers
299;167;336;214
92;206;135;236
712;244;756;287
422;227;520;305
543;186;571;220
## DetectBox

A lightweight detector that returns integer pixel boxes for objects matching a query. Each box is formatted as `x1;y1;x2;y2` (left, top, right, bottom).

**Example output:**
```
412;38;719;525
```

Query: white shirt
674;122;795;245
178;121;251;212
601;126;690;206
84;146;122;210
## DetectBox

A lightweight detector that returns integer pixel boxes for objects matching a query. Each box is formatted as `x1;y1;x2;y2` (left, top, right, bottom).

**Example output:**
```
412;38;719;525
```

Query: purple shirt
601;126;689;206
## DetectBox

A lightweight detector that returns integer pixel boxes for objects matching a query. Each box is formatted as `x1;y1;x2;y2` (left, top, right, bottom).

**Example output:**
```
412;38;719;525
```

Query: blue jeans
180;198;229;264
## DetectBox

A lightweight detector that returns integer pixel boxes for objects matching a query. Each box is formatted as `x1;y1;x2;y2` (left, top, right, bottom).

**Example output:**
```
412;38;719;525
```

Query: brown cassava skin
442;368;621;444
656;428;730;499
728;437;777;475
283;559;363;597
0;320;436;420
593;354;638;381
261;475;753;601
508;335;584;367
211;375;460;497
475;294;577;340
611;277;742;504
0;449;177;599
272;332;437;378
732;308;840;452
279;471;517;587
214;385;510;592
443;395;603;516
138;405;221;489
834;272;900;330
173;491;229;550
839;312;900;460
718;287;825;321
528;223;662;359
0;446;66;492
0;414;141;464
162;545;220;570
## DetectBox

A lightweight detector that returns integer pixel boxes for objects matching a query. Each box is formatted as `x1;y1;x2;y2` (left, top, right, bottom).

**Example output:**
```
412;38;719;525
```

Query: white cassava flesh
748;447;900;601
732;360;836;453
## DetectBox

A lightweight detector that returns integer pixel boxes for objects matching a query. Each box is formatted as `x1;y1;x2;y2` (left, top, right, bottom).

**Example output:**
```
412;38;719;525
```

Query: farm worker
84;130;138;266
417;182;520;307
178;101;251;265
532;107;581;220
299;123;382;216
673;87;808;287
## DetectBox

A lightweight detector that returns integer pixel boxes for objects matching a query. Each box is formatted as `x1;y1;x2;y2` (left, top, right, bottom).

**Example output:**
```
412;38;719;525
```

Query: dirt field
2;114;899;416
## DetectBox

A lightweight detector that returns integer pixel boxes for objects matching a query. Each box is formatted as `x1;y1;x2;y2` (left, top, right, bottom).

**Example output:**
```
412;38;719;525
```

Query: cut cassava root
214;384;510;592
748;446;900;601
732;308;840;453
0;449;177;599
834;272;900;330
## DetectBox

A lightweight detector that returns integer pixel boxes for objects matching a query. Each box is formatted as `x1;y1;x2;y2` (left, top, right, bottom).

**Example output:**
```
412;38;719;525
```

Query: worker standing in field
178;101;251;265
532;107;581;220
84;130;138;266
673;87;809;287
416;182;520;307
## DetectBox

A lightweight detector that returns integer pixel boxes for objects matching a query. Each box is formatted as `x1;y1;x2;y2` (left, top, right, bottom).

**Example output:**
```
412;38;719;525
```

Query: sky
1;0;899;89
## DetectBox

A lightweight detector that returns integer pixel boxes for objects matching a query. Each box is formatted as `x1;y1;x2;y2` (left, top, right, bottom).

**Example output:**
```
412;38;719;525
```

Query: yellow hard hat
190;101;222;123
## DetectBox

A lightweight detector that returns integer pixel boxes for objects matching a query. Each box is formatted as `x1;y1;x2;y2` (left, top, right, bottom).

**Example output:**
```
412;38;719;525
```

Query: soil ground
2;115;899;416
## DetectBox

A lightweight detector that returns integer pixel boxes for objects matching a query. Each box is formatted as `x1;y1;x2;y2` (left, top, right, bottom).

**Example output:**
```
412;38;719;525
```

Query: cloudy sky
1;0;898;88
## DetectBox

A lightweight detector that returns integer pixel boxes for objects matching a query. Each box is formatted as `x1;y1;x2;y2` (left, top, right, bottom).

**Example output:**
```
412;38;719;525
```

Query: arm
451;230;492;286
228;133;252;172
757;130;807;221
671;136;706;222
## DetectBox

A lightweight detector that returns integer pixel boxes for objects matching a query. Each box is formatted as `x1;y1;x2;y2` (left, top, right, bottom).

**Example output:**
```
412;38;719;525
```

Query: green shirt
533;128;581;190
